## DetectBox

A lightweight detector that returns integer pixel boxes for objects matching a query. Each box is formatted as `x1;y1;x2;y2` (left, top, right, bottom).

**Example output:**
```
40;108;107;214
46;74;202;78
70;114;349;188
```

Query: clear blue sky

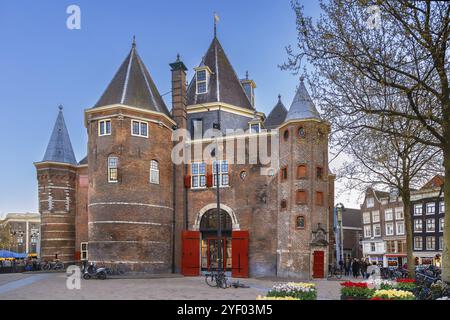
1;1;360;217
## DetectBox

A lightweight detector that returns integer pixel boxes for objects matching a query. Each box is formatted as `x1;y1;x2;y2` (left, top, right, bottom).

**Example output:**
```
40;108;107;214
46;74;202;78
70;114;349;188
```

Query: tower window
131;120;148;138
150;160;159;185
108;156;119;183
281;167;288;180
297;165;307;179
296;216;306;229
196;69;209;95
283;129;289;141
296;190;308;204
298;127;305;138
316;167;323;180
316;191;324;206
250;123;261;134
213;160;229;187
191;162;207;189
98;119;111;136
281;200;287;210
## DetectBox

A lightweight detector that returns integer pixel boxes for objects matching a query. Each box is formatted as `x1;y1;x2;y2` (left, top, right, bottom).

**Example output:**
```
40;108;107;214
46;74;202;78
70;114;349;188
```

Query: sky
0;0;361;218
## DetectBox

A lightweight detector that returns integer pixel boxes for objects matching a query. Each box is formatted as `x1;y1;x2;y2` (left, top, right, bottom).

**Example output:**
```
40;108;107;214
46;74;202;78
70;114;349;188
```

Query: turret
35;106;77;264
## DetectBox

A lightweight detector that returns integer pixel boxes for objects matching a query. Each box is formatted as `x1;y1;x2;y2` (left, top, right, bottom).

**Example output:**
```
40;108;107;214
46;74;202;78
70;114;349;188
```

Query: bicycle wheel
336;271;343;279
43;264;51;271
55;262;64;270
205;274;217;287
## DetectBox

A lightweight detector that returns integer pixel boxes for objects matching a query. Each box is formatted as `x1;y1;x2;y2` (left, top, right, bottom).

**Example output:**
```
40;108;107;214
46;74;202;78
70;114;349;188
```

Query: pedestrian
367;261;381;280
352;259;360;278
339;259;344;272
345;257;351;276
360;259;368;279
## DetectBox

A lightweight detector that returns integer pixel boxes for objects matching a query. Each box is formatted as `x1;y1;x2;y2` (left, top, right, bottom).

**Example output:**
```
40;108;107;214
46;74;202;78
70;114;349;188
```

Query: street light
335;203;345;266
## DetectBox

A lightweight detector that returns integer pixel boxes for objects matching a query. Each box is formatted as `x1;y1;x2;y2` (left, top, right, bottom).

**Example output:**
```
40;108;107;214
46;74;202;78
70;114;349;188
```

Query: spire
285;79;321;121
214;12;220;38
264;95;288;129
94;40;169;115
42;106;77;165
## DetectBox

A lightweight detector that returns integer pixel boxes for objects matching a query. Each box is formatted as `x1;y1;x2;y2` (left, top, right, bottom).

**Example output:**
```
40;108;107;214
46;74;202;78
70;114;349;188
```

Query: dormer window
195;67;211;95
249;123;261;134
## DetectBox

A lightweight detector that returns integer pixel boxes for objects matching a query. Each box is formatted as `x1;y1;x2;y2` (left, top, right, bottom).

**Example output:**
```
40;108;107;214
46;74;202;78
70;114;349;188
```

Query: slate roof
264;95;288;129
285;80;321;121
78;156;88;165
42;107;77;165
94;41;169;116
186;37;253;110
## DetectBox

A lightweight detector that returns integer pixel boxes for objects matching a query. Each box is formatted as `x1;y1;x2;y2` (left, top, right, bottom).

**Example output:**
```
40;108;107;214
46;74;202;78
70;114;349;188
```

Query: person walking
339;259;344;272
345;257;351;276
367;261;381;280
352;259;360;278
361;259;368;279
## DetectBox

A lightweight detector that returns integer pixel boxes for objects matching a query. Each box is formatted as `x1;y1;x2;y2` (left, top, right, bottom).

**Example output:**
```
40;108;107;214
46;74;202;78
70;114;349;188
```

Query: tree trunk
401;188;415;278
442;145;450;283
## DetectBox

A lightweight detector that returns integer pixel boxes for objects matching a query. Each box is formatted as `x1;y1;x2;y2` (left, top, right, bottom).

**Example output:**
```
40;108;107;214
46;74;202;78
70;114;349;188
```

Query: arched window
200;209;232;232
283;129;289;141
108;156;118;183
150;160;159;184
298;127;306;138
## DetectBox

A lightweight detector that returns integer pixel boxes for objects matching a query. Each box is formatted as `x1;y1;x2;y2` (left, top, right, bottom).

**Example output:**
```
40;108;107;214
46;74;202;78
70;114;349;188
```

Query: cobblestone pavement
0;273;342;300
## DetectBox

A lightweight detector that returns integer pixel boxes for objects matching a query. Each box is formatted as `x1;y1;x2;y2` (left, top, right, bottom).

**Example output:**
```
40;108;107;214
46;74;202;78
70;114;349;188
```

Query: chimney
170;54;188;129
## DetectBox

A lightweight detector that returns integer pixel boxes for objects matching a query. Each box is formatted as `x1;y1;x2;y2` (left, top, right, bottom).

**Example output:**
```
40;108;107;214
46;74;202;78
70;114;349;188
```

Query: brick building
0;213;40;255
35;31;334;278
341;208;363;259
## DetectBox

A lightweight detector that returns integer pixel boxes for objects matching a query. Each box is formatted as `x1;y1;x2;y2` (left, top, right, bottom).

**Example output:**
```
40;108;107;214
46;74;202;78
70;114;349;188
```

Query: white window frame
195;69;209;95
108;156;119;183
372;210;380;223
364;225;372;238
414;237;423;250
81;242;88;261
426;236;435;250
150;160;159;185
426;203;435;215
426;218;435;232
191;162;207;189
213;160;229;187
131;120;149;138
439;237;443;250
385;209;393;221
439;218;444;232
395;207;404;220
249;123;261;134
414;219;423;232
414;204;423;216
440;202;445;214
370;242;376;252
385;222;394;236
98;119;111;136
373;223;381;237
367;197;374;208
396;221;405;235
363;212;371;224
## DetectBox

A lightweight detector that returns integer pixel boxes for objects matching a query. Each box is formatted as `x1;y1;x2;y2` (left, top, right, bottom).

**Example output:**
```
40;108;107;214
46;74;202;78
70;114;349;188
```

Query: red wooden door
313;251;325;278
232;231;249;278
182;231;200;276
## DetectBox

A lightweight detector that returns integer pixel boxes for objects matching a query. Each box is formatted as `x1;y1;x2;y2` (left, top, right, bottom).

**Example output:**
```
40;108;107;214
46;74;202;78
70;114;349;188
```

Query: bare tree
0;224;12;250
283;0;450;281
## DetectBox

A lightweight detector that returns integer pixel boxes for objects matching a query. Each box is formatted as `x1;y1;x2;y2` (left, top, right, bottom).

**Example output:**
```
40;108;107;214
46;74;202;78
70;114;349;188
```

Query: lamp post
335;203;345;265
215;106;223;274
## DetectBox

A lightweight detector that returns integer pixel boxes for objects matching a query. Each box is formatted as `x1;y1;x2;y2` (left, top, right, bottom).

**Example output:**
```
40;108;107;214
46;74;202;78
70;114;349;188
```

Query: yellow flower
256;295;301;300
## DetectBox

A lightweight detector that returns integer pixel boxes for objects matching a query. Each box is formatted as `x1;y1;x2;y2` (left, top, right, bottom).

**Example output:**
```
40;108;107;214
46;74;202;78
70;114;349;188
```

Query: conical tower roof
285;80;321;121
264;95;288;129
186;37;253;110
94;39;169;116
42;106;77;165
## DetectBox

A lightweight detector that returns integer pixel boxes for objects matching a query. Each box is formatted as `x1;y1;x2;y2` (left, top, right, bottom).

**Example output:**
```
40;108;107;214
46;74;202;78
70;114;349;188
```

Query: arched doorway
199;209;232;272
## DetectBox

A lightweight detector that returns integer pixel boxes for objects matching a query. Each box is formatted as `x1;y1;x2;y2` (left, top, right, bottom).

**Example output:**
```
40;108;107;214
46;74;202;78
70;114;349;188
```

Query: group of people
339;257;381;279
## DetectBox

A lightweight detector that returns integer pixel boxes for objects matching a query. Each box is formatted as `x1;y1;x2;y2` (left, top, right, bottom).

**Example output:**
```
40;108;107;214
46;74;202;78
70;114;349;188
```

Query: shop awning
0;250;27;259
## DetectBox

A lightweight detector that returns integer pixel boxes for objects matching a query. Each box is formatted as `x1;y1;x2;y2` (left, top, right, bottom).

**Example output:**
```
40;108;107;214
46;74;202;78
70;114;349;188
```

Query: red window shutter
206;174;213;187
184;175;191;188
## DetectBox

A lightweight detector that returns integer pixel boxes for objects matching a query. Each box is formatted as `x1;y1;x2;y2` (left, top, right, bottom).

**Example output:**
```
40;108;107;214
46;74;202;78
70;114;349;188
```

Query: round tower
277;80;331;279
85;41;175;273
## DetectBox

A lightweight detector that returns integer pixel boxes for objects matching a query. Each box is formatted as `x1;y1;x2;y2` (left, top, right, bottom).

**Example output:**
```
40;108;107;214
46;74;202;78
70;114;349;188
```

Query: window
439;218;444;232
191;162;206;189
398;241;406;253
414;204;423;216
426;219;435;232
297;165;307;179
414;237;423;250
81;242;88;261
280;200;287;210
196;69;208;94
131;120;148;138
372;211;380;223
108;156;118;183
373;224;381;237
296;216;305;229
281;167;288;180
426;203;435;215
283;129;289;141
385;209;393;221
98;119;111;136
298;127;305;138
316;167;323;180
439;237;443;250
191;119;203;138
370;243;376;252
440;202;445;214
364;225;372;238
363;212;371;224
395;207;404;220
386;240;396;253
426;237;435;250
316;191;324;206
250;123;261;134
213;160;229;187
296;190;308;204
367;197;374;208
396;221;405;235
386;222;394;236
150;160;159;185
414;219;423;232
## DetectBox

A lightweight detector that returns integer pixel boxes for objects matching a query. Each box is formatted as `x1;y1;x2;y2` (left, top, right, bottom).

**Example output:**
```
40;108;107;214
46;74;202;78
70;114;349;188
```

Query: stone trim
192;203;240;231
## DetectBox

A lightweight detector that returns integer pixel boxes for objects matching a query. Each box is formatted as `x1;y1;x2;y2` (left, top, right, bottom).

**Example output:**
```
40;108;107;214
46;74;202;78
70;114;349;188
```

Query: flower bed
266;282;317;300
395;279;416;292
256;295;301;300
372;289;415;300
340;282;373;300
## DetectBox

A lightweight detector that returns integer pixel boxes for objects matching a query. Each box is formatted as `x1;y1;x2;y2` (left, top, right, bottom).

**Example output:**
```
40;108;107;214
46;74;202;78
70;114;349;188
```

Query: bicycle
205;270;229;289
41;260;64;271
327;265;343;279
